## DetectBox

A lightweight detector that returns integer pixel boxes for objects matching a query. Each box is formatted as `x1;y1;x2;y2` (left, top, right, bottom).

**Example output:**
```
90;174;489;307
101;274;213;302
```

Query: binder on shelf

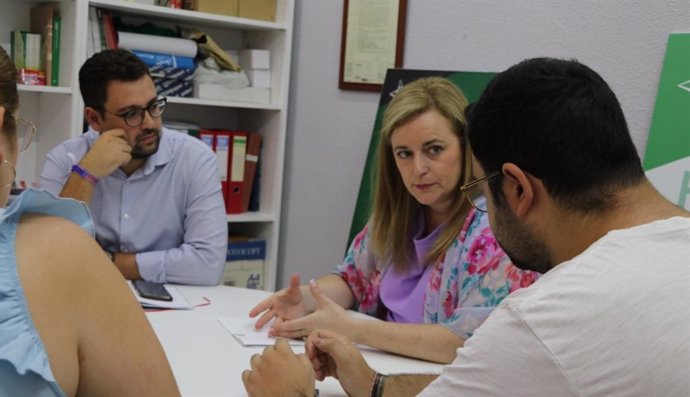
213;130;231;210
241;132;262;213
226;131;248;214
248;150;261;212
51;14;61;86
199;129;235;213
198;129;214;149
102;11;117;50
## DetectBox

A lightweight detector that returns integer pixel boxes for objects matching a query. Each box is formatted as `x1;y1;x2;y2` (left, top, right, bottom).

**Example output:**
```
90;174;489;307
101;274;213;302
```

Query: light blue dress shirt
39;128;228;285
0;189;94;397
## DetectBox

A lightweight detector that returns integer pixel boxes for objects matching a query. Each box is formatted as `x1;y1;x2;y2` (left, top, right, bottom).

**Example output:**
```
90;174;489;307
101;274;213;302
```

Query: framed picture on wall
338;0;407;92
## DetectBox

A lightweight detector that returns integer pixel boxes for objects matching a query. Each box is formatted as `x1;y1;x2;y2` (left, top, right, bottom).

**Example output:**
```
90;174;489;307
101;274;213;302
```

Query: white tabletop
146;285;444;397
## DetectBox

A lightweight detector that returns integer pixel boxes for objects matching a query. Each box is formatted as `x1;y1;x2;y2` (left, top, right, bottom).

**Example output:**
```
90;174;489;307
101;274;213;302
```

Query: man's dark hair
79;49;150;114
467;57;645;212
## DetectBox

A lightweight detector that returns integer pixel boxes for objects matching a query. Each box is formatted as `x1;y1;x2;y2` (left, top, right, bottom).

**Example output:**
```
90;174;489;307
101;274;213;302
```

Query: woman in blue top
0;47;180;396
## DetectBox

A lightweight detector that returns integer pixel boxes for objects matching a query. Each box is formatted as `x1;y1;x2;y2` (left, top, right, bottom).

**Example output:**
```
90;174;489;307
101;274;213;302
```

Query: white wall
278;0;690;288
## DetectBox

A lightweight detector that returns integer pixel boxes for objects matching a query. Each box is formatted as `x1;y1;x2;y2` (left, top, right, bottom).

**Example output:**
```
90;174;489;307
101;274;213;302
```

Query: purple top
379;218;443;323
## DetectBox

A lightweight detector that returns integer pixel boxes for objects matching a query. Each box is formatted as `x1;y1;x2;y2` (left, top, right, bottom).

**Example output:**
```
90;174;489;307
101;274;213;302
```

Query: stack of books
133;48;196;98
11;4;61;86
87;7;198;98
118;29;198;98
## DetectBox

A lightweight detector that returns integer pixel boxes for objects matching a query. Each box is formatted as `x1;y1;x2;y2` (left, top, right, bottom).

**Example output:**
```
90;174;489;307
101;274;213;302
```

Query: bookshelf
1;0;294;291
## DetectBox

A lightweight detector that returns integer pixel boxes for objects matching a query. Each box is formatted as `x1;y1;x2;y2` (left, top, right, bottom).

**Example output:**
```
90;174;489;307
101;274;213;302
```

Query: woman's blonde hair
370;76;472;267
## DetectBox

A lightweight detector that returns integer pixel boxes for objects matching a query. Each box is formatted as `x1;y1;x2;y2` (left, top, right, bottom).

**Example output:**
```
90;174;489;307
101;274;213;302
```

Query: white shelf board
89;0;288;31
18;85;73;95
167;96;281;110
227;212;275;223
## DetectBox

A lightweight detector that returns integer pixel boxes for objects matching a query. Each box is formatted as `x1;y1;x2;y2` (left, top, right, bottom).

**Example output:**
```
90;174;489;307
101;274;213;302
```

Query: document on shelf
127;281;193;310
217;316;303;347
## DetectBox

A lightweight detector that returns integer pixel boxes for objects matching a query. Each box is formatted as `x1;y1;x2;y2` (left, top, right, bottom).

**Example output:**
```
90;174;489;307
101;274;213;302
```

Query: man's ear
501;163;535;219
84;107;103;132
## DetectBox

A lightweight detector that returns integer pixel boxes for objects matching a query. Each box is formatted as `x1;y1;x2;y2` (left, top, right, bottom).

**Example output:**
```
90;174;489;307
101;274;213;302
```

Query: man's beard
131;128;161;159
493;204;554;274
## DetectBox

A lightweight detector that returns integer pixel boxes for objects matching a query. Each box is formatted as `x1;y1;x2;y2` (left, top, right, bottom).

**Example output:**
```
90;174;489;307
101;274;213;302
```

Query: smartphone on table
133;280;173;302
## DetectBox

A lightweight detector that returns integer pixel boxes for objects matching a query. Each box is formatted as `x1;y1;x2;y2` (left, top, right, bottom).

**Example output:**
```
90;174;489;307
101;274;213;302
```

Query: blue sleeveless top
0;189;93;397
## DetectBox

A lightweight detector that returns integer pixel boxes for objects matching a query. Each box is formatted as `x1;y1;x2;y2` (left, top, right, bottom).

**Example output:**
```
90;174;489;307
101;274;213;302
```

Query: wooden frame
338;0;407;91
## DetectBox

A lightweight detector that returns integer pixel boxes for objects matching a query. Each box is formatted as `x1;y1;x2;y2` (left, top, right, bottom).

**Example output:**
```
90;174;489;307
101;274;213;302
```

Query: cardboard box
239;49;270;70
238;0;276;21
185;0;238;17
223;238;266;289
222;261;264;289
246;69;271;88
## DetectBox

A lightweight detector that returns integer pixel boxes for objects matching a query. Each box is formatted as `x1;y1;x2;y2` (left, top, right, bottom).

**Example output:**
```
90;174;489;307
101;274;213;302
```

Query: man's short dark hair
467;57;645;212
79;49;150;114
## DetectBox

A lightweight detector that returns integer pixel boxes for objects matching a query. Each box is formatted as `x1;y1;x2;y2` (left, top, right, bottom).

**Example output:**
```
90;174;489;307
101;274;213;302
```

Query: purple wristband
71;164;99;185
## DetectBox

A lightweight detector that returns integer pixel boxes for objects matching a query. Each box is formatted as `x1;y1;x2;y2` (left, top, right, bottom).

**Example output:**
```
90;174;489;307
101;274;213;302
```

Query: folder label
215;134;230;181
230;136;247;182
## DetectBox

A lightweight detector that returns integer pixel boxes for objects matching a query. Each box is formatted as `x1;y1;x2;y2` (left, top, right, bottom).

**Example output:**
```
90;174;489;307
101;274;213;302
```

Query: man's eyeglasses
459;171;501;213
104;96;167;127
13;115;36;153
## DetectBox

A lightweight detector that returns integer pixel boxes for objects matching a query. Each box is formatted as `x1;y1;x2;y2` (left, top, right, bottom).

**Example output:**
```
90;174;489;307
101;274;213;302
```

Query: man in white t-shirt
240;58;690;397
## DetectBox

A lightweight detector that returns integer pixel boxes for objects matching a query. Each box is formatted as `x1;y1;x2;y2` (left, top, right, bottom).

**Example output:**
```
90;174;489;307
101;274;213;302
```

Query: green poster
346;69;496;249
644;33;690;210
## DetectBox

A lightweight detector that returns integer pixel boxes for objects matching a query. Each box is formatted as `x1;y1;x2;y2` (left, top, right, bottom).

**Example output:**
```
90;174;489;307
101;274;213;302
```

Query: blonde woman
250;77;538;363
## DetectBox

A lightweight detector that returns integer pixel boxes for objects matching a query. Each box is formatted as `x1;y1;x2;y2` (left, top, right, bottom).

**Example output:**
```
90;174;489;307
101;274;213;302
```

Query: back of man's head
79;49;150;114
467;57;645;212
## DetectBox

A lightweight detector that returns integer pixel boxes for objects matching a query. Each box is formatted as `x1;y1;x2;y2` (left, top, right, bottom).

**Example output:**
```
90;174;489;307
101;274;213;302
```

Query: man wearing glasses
39;49;227;286
241;58;690;396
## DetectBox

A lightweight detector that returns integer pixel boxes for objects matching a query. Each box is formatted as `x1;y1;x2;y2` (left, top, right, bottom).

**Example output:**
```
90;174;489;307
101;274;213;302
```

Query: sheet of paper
217;316;303;347
127;281;193;310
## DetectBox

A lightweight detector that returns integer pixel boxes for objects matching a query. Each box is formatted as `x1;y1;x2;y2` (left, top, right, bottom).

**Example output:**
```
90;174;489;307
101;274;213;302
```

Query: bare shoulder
16;213;137;307
14;214;131;396
19;212;91;243
15;213;180;396
16;214;114;287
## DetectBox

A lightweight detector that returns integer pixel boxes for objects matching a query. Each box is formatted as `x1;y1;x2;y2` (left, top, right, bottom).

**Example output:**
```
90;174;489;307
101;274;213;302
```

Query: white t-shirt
420;216;690;397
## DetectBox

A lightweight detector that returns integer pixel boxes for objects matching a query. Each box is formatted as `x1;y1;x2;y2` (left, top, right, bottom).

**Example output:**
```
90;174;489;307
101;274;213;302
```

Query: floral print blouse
335;207;539;339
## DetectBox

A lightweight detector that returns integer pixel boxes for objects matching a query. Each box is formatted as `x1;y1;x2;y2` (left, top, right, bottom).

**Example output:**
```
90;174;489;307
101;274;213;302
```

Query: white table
146;285;444;397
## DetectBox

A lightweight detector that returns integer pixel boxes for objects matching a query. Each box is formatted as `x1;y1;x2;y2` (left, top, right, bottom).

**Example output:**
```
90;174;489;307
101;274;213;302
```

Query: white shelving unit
2;0;294;291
